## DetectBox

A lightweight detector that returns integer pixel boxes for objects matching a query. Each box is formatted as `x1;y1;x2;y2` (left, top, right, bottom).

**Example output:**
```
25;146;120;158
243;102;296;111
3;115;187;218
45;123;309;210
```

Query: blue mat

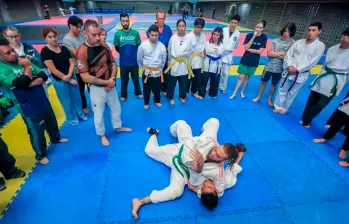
2;75;349;224
98;149;280;222
285;199;349;224
224;110;297;144
197;208;292;224
249;141;349;204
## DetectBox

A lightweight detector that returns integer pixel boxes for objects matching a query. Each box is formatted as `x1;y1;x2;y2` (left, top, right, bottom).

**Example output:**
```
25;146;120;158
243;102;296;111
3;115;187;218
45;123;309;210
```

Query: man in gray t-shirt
253;22;296;106
63;16;89;114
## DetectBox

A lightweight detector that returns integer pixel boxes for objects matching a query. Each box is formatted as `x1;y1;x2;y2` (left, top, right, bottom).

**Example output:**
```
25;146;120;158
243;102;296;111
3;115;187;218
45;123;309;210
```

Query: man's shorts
261;70;282;85
237;64;257;76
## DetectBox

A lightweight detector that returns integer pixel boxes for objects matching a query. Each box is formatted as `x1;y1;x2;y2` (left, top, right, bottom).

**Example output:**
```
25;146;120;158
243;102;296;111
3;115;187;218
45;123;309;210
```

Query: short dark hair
176;19;186;28
120;13;129;20
84;19;99;31
280;22;296;37
231;14;241;23
194;18;205;28
0;39;9;46
201;192;218;209
257;20;266;28
309;21;322;30
67;16;83;29
148;24;159;33
341;27;349;36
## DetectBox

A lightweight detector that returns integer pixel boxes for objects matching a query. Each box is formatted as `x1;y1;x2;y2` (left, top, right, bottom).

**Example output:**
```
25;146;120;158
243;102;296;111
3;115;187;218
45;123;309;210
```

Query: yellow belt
164;56;194;79
143;65;164;83
189;52;202;69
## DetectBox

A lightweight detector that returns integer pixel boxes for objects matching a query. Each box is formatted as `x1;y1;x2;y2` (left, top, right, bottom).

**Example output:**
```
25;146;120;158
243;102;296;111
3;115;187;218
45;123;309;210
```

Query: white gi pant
146;118;220;203
218;63;231;91
89;85;122;136
274;78;305;112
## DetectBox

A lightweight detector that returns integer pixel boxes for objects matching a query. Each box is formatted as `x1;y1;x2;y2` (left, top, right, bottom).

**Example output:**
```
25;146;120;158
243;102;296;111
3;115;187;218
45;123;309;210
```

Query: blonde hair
3;26;19;36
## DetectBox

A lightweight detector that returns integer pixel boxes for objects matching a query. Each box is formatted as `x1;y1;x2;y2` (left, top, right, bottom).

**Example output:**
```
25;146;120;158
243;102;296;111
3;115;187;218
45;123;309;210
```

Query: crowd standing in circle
0;11;349;215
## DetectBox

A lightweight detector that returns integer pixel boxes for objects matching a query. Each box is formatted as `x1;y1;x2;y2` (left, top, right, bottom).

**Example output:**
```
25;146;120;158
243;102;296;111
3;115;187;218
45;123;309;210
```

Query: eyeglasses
6;35;19;39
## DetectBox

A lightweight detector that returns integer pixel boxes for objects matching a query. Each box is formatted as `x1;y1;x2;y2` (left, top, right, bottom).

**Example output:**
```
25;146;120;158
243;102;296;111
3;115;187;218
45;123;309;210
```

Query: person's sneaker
4;168;26;180
80;115;88;121
69;120;79;126
0;178;6;191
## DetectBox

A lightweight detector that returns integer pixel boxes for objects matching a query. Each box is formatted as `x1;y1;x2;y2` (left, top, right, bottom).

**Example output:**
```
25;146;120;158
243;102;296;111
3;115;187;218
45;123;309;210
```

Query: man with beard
0;39;68;164
113;13;142;101
77;20;132;147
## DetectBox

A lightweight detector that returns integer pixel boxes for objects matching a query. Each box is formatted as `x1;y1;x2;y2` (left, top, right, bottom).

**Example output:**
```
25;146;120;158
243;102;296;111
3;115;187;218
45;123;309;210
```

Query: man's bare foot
39;157;49;165
132;198;142;220
101;136;110;146
252;97;260;103
206;87;209;92
268;98;274;107
339;149;347;159
155;103;162;107
117;127;132;132
222;90;226;94
279;110;286;114
120;97;126;101
170;99;175;105
313;138;326;144
161;91;167;96
191;93;199;98
138;95;143;99
180;98;186;103
198;96;203;99
229;94;236;100
83;108;89;114
240;92;245;99
325;125;331;129
273;109;281;113
299;120;310;128
144;105;149;109
339;161;349;167
59;138;68;143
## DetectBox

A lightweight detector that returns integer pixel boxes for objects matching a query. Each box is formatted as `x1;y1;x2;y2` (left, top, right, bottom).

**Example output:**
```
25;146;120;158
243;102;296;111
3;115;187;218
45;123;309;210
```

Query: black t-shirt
240;33;267;67
41;45;72;81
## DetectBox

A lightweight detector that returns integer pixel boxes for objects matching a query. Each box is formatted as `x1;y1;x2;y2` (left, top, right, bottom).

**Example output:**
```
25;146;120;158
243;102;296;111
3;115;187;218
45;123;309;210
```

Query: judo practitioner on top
131;118;246;219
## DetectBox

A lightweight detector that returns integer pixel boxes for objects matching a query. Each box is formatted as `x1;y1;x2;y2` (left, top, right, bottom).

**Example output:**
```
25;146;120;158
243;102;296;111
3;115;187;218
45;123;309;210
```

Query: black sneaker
4;168;26;180
0;178;6;191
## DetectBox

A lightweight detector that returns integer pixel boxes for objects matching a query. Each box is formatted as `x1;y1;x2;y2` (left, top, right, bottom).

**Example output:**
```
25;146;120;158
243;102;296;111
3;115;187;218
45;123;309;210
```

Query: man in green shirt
113;13;142;101
0;39;68;165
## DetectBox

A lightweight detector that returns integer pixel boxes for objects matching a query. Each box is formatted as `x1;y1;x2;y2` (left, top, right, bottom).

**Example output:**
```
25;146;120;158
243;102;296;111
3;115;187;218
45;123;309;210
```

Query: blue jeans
52;75;84;122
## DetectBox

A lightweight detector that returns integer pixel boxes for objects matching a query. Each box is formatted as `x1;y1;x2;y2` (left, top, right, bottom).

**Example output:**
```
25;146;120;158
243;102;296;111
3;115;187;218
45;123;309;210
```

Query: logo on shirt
77;60;84;69
13;68;24;77
120;36;135;41
234;37;237;41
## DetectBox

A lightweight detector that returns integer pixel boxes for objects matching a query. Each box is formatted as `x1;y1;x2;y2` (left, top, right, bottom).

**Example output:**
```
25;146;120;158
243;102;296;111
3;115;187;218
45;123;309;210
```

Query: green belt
172;144;190;178
310;67;344;94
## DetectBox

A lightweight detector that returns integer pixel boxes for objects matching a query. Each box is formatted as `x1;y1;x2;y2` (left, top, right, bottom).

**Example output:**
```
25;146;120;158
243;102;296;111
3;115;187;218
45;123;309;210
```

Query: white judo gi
310;44;349;97
145;118;239;203
274;38;325;112
187;31;206;70
167;34;191;77
219;27;241;91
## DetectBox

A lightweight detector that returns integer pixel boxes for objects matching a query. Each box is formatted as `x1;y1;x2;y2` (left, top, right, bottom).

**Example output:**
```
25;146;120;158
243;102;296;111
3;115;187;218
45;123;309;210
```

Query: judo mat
1;13;349;224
